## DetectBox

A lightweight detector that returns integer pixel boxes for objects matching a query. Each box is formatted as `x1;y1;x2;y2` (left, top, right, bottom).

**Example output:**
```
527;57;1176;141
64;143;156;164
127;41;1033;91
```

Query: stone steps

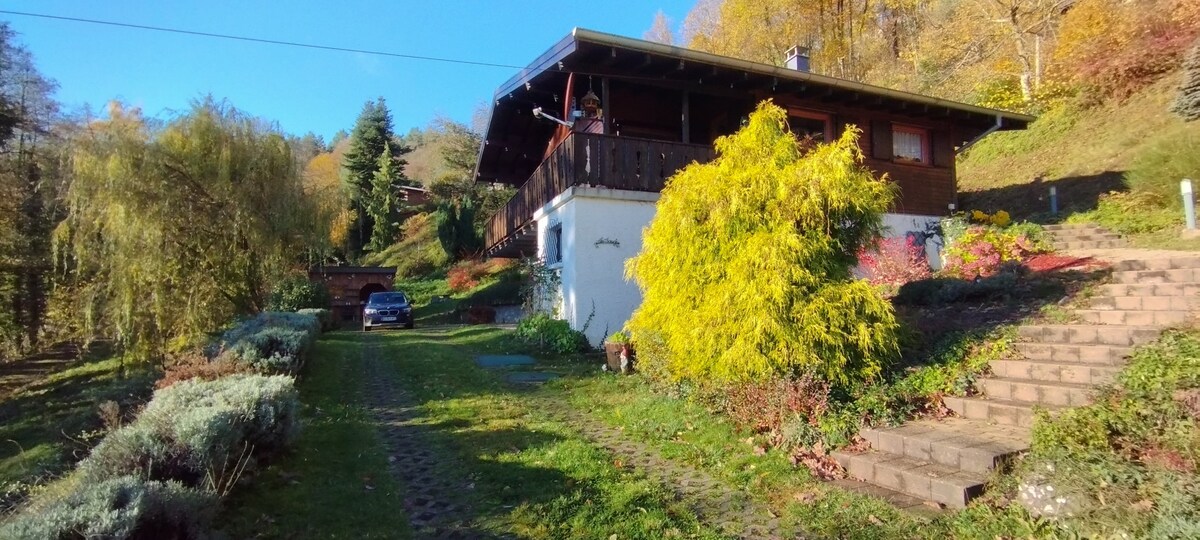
990;358;1120;386
1043;223;1107;233
1018;324;1161;346
1089;295;1198;311
1075;309;1192;326
859;419;1028;474
1112;257;1200;272
942;396;1054;428
1052;240;1126;250
978;377;1093;407
1099;282;1200;297
1112;268;1200;284
835;227;1200;510
831;450;989;509
1011;342;1133;365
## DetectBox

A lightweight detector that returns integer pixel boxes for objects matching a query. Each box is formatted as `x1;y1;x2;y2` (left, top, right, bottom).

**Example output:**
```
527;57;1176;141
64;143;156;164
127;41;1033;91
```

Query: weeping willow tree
626;101;899;390
56;99;318;358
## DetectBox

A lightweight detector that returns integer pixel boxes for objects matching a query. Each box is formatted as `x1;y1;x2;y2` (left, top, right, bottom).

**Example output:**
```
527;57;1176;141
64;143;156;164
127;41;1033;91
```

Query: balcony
485;132;716;257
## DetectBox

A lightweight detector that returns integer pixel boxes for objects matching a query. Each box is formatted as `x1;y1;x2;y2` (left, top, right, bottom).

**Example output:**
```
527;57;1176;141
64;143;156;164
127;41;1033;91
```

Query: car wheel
405;321;414;329
362;325;371;332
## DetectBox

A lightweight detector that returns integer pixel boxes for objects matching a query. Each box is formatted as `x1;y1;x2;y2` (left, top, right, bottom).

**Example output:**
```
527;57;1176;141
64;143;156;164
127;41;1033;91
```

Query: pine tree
342;98;395;258
366;141;403;252
1172;39;1200;122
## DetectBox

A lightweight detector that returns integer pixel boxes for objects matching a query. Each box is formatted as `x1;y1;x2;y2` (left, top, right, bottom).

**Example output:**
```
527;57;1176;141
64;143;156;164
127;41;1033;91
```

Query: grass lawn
219;333;411;539
224;327;723;539
0;348;155;507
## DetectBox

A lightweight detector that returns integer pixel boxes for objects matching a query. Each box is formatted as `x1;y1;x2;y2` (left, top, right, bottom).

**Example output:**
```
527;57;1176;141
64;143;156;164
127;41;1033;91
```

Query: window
892;125;929;164
546;222;563;265
787;109;832;144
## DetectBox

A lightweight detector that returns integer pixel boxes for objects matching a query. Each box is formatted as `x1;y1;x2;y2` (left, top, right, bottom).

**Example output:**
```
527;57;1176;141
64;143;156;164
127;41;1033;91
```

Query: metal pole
1049;186;1058;215
1183;179;1196;230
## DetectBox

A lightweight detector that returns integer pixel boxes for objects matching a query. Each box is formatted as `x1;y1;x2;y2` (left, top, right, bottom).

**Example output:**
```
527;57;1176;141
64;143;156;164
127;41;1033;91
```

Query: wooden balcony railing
485;132;715;255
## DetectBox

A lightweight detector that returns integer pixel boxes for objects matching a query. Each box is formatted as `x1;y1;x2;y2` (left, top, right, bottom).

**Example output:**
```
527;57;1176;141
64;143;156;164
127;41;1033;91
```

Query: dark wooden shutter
932;130;955;168
871;120;893;160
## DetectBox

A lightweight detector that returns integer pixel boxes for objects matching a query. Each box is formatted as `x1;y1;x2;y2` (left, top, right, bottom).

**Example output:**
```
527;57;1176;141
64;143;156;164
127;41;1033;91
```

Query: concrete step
1075;309;1193;326
1089;295;1199;311
1048;233;1122;243
1112;257;1200;272
1112;268;1200;284
832;449;988;509
1044;223;1107;232
1018;324;1161;346
1012;342;1132;365
1099;282;1200;297
990;358;1120;386
978;377;1093;407
1053;240;1127;250
943;396;1057;428
860;418;1029;474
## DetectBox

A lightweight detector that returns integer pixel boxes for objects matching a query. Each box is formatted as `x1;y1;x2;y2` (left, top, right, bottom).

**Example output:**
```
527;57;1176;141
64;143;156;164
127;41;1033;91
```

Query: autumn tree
644;10;676;45
626;102;899;390
0;24;60;357
58;100;318;358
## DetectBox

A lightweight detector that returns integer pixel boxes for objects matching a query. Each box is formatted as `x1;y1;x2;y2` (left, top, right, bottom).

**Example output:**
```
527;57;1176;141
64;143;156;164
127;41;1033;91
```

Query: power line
0;9;526;70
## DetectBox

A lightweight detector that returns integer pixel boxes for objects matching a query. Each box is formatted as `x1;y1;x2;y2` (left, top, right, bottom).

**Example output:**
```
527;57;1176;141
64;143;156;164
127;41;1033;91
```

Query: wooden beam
601;77;611;135
682;90;690;144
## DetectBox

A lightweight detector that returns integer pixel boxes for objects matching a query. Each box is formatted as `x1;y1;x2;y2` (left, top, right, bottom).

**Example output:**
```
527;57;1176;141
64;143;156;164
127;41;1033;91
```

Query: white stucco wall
881;212;944;270
532;191;945;346
533;187;659;346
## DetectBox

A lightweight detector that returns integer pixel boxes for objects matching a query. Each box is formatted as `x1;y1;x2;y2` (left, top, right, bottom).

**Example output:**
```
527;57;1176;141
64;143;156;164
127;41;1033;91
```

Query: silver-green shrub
0;476;215;540
210;312;320;375
297;308;336;332
79;374;299;486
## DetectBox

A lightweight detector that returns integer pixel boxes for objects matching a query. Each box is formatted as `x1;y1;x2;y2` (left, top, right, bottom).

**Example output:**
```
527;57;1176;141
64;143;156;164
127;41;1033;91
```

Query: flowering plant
858;235;932;289
943;226;1035;278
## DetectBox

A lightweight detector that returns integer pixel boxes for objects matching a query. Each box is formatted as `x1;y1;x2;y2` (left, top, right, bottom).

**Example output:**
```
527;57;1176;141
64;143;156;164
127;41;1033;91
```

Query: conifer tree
1172;40;1200;122
343;98;410;258
366;141;403;252
626;102;900;390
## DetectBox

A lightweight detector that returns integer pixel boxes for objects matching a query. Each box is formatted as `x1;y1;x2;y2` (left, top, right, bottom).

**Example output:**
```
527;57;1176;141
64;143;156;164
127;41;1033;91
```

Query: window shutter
932;130;955;168
871;120;893;160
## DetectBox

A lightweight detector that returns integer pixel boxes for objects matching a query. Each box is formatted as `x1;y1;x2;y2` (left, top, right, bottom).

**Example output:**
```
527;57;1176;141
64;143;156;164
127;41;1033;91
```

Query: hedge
212;311;321;375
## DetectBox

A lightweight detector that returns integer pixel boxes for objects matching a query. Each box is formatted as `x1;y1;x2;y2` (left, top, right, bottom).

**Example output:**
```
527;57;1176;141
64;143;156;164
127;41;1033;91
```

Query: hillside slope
959;77;1199;221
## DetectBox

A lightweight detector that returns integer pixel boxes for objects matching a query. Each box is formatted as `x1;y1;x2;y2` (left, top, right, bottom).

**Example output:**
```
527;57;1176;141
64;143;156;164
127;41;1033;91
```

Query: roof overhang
475;28;1035;185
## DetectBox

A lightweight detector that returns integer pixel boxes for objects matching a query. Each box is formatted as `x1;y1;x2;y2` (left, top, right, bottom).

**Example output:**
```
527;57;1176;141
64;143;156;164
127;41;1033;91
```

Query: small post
1183;179;1197;231
1049;186;1058;215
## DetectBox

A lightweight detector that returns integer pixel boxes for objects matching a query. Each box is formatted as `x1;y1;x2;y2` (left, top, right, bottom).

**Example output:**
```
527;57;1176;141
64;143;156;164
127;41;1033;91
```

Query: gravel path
359;338;505;540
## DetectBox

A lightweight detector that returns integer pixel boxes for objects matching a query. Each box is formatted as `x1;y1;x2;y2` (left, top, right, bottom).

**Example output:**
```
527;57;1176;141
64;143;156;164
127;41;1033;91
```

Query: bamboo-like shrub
626;102;900;390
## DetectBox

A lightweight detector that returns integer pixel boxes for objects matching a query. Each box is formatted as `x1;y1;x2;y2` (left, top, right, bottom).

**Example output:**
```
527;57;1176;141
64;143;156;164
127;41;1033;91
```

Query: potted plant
603;331;635;374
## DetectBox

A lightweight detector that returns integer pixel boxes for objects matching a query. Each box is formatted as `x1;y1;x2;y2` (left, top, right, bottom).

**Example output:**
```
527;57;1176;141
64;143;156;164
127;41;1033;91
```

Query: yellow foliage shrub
626;102;900;390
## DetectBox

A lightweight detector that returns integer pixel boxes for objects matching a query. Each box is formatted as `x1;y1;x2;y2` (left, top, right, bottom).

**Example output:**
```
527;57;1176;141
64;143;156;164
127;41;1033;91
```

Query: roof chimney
784;45;810;72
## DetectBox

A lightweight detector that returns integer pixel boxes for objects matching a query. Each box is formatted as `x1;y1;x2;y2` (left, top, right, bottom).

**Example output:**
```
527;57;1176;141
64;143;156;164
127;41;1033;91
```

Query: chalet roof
477;28;1035;185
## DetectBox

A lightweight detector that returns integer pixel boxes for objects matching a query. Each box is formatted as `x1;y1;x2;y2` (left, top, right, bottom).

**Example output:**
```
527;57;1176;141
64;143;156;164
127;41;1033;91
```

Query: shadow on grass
0;343;155;501
959;170;1126;222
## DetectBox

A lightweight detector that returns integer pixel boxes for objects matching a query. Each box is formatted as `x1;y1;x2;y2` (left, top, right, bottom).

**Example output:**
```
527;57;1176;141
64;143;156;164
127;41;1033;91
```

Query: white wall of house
532;189;945;346
533;187;659;346
881;212;944;270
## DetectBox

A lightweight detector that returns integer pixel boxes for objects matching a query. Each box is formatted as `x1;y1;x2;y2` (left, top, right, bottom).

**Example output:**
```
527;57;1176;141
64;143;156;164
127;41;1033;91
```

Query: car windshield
369;292;408;305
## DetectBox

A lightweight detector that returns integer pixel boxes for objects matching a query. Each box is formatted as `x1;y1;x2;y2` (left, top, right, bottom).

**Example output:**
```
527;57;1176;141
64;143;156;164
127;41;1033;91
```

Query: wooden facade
476;29;1033;258
308;266;396;322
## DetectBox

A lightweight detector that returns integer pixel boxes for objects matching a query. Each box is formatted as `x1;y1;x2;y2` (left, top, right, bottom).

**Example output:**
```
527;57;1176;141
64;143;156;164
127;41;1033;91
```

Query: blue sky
4;1;695;140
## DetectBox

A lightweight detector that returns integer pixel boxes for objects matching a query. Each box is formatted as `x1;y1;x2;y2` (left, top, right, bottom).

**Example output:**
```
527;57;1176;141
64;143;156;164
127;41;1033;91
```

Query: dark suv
363;291;414;331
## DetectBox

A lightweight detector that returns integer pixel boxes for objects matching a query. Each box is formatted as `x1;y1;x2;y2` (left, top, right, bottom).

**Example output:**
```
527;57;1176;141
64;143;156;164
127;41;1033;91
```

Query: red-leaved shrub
858;236;931;288
447;259;489;292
